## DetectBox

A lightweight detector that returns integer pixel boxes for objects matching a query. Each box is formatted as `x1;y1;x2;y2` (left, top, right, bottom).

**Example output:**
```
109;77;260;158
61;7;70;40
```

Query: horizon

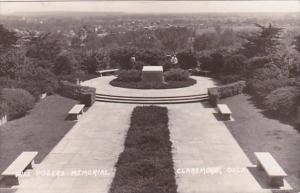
0;1;299;15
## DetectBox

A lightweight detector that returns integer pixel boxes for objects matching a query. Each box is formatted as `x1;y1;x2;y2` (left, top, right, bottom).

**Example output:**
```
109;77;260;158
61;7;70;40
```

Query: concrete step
96;93;208;99
96;95;208;102
95;95;209;104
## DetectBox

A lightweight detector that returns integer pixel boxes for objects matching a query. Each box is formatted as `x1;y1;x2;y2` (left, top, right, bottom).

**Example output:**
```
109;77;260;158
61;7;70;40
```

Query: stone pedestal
142;66;163;83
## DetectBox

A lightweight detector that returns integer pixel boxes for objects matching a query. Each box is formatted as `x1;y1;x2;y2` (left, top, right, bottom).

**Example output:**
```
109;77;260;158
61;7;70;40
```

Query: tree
193;33;218;51
245;56;272;74
241;24;282;57
210;52;225;75
26;33;65;61
134;33;162;50
0;24;18;52
0;49;26;79
81;50;110;73
293;35;300;53
54;51;79;76
177;50;198;69
109;47;136;70
248;63;286;98
154;27;192;52
223;54;247;75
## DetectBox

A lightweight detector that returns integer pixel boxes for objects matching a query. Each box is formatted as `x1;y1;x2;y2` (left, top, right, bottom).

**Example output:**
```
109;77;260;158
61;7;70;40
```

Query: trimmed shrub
59;81;96;107
264;86;300;116
1;88;35;119
110;78;196;89
208;81;246;106
116;70;141;82
164;68;190;81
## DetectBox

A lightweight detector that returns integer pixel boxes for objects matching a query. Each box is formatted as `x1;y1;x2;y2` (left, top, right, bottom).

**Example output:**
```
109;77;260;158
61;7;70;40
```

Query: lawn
109;106;177;193
221;94;300;190
0;94;79;173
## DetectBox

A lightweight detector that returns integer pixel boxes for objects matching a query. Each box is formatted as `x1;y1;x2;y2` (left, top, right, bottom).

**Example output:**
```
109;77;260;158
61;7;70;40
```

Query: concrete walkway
167;103;271;193
9;76;272;193
81;76;218;97
14;102;135;193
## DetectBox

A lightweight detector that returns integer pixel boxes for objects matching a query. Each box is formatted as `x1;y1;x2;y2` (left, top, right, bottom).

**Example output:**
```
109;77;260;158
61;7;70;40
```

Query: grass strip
109;106;177;193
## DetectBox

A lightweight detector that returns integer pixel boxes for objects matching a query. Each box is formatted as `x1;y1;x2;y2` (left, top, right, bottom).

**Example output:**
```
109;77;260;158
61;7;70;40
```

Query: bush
164;68;190;81
247;63;287;98
0;77;19;90
59;81;96;107
220;74;243;84
176;50;198;70
248;78;288;98
208;81;246;106
1;88;35;119
264;86;300;116
0;101;8;117
116;69;141;82
223;54;247;75
110;78;196;89
18;68;59;98
54;51;80;76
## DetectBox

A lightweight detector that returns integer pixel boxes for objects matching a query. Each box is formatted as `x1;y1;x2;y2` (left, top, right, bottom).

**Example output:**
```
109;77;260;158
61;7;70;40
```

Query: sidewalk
14;103;135;193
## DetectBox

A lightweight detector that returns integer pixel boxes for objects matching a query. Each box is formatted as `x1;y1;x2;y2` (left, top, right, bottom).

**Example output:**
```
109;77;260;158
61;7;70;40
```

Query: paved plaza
4;76;281;193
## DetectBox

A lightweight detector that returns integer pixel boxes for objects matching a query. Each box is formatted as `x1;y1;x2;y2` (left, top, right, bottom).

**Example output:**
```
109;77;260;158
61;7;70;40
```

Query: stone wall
207;81;246;107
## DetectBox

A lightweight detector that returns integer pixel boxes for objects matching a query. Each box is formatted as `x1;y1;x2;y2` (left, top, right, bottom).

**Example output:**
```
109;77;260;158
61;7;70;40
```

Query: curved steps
95;93;209;104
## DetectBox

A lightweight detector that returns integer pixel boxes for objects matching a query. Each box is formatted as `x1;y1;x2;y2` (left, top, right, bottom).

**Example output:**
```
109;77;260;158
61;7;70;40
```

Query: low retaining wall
207;81;246;107
59;81;96;107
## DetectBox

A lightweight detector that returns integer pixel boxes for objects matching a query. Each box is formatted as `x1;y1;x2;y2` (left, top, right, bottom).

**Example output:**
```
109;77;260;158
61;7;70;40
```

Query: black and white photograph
0;1;299;193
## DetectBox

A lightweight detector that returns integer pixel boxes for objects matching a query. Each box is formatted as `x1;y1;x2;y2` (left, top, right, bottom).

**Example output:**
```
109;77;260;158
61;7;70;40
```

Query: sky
0;1;299;15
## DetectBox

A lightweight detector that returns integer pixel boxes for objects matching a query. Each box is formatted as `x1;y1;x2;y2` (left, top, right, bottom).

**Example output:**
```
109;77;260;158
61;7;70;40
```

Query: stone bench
217;104;232;120
68;104;85;120
97;69;118;77
254;152;287;187
1;152;38;185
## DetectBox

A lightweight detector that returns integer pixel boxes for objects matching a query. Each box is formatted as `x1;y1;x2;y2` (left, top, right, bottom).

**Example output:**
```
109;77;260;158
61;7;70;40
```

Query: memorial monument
142;66;163;83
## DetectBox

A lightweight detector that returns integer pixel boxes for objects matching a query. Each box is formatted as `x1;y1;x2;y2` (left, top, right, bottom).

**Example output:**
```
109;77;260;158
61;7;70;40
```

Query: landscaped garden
0;10;299;193
109;106;177;193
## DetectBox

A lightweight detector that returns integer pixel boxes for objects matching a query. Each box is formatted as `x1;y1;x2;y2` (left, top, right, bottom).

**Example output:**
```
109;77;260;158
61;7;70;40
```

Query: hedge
164;68;190;81
59;81;96;107
116;70;141;82
208;81;246;106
